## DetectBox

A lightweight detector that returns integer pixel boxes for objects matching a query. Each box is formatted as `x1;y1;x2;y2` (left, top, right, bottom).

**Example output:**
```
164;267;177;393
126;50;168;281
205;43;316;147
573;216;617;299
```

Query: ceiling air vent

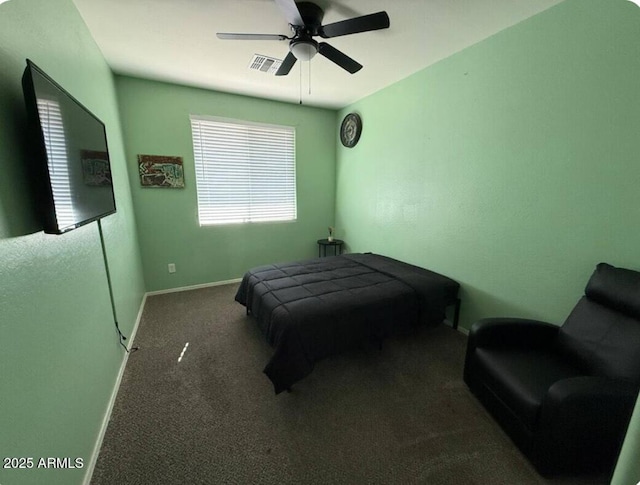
248;54;282;74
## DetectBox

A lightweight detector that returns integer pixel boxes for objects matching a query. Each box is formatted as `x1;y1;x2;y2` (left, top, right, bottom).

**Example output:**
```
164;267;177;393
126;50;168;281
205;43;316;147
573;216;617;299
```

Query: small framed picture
138;154;184;188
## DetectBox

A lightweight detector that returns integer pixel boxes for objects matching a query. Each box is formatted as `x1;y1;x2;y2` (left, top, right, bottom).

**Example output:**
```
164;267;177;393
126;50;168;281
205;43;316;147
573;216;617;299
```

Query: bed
235;253;460;394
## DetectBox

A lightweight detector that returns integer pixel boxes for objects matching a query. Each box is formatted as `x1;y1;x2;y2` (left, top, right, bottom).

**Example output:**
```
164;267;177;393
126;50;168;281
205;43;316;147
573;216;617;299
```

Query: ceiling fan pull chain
299;61;302;105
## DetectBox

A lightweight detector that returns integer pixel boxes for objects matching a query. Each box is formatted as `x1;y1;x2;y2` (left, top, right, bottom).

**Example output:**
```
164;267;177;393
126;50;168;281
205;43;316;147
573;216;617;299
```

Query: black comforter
235;253;460;393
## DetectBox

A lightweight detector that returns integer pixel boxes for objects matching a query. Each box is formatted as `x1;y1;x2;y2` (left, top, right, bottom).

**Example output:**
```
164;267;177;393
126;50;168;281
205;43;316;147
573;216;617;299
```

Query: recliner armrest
542;375;638;416
532;376;638;473
464;319;560;387
467;318;559;352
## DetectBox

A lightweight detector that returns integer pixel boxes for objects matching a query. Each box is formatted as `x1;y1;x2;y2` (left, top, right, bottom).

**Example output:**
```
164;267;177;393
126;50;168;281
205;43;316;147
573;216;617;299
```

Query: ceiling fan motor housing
295;2;324;34
288;2;324;60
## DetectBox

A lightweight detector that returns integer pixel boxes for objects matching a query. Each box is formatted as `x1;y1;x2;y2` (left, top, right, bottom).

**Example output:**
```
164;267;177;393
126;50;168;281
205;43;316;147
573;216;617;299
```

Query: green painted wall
115;76;336;292
2;0;639;483
336;0;640;481
336;0;640;328
0;1;145;485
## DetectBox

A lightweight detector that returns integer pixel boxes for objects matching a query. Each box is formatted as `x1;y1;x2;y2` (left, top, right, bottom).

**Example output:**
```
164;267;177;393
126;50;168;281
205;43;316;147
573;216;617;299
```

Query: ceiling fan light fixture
290;39;318;61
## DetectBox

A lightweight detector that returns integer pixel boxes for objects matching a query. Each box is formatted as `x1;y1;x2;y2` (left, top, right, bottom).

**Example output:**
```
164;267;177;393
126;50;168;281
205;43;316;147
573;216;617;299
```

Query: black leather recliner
464;263;640;476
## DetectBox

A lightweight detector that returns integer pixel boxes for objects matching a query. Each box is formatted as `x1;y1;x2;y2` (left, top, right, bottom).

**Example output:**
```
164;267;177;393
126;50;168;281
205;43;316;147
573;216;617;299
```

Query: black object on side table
317;239;344;257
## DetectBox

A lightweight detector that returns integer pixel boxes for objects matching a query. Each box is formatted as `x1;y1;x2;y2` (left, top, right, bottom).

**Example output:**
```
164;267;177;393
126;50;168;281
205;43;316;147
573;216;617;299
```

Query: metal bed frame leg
452;298;461;330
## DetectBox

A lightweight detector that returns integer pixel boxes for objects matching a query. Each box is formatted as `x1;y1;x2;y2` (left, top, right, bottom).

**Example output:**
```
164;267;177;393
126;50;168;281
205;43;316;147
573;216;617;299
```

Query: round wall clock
340;113;362;148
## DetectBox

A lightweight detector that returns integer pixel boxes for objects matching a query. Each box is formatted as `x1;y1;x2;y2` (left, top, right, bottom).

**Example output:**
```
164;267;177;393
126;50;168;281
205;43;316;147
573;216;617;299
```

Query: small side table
317;239;344;257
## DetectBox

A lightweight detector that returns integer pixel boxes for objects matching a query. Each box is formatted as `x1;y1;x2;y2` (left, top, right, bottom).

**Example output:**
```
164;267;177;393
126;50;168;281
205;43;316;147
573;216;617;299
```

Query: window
190;115;297;225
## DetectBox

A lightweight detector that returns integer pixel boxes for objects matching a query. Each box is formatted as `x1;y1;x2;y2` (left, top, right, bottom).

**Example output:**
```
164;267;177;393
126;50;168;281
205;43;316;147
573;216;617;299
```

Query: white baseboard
146;277;242;296
83;292;147;485
82;277;242;484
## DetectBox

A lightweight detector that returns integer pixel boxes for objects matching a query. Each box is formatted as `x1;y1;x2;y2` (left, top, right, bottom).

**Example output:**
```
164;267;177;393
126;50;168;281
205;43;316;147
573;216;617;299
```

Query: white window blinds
190;115;297;225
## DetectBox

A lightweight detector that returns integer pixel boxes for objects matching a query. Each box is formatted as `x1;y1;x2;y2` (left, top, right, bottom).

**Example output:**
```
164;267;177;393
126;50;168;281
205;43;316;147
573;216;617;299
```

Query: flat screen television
22;59;116;234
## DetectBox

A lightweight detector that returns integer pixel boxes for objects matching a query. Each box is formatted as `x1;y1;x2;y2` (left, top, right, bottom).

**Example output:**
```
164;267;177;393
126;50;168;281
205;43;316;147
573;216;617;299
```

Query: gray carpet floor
91;283;607;484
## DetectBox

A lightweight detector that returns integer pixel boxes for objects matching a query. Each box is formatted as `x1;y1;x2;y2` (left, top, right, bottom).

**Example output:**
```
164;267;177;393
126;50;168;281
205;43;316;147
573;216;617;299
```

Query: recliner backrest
556;263;640;384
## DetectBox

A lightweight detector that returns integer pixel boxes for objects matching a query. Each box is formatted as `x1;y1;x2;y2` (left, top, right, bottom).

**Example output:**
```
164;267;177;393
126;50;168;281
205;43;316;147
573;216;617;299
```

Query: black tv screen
22;59;116;234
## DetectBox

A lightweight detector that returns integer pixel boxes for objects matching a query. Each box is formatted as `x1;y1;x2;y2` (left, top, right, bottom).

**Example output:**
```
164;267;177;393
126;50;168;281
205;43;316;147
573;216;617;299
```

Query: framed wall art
138;154;185;188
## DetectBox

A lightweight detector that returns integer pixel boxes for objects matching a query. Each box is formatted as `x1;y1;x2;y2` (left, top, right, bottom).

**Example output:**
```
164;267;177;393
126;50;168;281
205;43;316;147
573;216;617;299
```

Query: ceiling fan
216;0;390;76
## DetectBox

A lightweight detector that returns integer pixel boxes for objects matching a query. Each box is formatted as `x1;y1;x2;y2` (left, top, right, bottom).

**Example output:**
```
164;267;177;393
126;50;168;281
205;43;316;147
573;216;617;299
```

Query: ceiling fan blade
275;51;298;76
319;11;390;38
318;43;362;74
273;0;304;26
217;33;289;41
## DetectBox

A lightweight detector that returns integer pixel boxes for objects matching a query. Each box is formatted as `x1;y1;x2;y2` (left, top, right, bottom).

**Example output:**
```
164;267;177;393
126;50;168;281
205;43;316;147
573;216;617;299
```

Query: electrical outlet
168;263;176;274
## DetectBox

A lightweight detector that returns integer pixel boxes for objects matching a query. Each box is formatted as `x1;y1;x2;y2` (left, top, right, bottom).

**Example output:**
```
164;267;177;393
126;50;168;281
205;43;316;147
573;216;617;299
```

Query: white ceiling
72;0;565;109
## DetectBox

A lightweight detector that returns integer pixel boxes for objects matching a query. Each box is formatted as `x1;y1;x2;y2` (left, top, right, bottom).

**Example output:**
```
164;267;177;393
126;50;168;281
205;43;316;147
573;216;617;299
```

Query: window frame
190;114;297;226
